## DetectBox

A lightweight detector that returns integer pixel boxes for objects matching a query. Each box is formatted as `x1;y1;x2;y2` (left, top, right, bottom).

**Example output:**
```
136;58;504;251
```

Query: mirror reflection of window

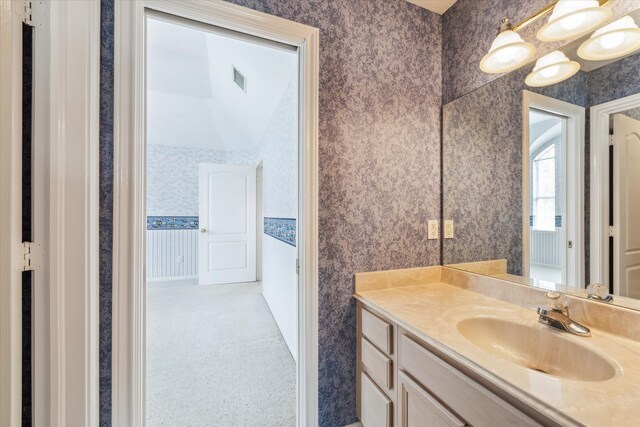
532;144;556;231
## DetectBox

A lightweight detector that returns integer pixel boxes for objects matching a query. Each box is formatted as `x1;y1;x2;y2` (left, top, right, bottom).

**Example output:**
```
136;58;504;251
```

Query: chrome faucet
537;291;591;337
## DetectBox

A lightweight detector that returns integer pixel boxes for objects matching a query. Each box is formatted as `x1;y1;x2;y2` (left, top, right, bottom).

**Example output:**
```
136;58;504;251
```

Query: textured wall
99;0;114;424
261;76;298;219
622;106;640;121
147;144;260;216
442;64;587;274
442;0;640;104
99;0;442;426
588;51;640;107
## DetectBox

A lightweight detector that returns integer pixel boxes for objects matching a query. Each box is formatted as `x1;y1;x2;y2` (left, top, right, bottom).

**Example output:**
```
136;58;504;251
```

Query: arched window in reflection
532;144;556;231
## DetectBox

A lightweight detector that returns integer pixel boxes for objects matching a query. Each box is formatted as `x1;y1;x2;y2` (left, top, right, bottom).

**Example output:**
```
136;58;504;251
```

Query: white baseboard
344;422;363;427
146;275;197;283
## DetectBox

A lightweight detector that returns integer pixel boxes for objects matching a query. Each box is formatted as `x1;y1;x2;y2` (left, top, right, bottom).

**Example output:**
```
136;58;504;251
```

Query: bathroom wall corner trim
112;2;319;426
590;92;640;291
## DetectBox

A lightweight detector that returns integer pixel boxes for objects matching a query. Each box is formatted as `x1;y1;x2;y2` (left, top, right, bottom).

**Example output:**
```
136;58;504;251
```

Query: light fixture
525;50;580;87
480;18;536;74
577;16;640;61
537;0;612;42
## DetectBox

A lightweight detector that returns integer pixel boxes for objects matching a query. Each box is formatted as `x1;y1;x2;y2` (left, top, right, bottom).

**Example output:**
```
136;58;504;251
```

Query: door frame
1;1;102;425
112;1;319;426
590;93;640;292
522;90;585;287
0;0;25;424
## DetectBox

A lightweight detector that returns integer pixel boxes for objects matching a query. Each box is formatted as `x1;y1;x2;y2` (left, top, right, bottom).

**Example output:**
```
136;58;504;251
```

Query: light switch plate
428;220;438;240
444;220;454;239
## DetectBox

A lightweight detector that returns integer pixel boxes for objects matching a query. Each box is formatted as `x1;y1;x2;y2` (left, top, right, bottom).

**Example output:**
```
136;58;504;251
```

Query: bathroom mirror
442;8;640;311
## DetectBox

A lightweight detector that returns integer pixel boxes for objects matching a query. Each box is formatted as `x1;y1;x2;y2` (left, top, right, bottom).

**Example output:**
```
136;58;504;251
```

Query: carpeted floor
146;279;296;426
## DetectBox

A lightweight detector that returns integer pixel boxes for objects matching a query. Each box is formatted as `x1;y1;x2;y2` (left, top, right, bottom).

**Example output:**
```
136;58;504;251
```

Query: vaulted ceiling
146;16;298;152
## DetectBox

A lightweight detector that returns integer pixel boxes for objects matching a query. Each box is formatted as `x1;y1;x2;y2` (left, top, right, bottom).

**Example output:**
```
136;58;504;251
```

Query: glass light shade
577;16;640;61
525;51;580;87
480;30;536;74
537;0;612;42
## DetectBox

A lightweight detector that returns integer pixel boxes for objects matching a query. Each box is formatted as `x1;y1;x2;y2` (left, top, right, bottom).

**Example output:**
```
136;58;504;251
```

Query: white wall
259;75;298;360
262;235;298;361
261;76;298;219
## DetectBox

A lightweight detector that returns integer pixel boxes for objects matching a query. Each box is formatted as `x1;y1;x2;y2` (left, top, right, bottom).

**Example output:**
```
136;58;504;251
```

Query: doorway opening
145;13;299;426
528;109;565;284
522;91;585;287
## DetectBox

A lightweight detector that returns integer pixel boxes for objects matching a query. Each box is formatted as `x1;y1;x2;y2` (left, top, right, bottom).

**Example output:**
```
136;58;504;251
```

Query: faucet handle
545;291;568;315
586;283;613;302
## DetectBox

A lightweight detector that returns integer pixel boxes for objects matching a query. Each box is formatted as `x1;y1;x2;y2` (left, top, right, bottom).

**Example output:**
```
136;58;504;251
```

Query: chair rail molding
113;1;319;426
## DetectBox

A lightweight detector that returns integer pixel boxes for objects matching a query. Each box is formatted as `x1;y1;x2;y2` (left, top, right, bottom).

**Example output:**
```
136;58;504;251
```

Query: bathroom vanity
354;266;640;427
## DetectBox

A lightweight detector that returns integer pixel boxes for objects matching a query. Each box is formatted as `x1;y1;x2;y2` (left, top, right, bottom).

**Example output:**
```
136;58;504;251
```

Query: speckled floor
146;279;296;427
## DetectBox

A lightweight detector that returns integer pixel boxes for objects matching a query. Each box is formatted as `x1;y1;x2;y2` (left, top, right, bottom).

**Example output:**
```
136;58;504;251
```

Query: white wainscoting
147;229;198;281
263;234;298;362
531;229;561;267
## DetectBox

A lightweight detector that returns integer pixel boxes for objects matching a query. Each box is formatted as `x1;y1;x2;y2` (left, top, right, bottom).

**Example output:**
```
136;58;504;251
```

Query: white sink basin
457;317;617;382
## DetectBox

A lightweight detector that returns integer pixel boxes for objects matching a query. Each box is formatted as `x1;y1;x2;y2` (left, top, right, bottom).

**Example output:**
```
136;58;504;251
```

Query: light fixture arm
512;0;610;32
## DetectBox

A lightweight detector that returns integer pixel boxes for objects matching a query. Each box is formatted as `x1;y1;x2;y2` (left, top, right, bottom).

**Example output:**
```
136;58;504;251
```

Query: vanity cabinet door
398;371;466;427
361;371;393;427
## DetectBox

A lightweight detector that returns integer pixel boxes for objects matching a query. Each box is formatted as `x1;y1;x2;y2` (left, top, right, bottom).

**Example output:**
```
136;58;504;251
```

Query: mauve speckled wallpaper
442;0;640;104
99;0;442;426
99;0;114;424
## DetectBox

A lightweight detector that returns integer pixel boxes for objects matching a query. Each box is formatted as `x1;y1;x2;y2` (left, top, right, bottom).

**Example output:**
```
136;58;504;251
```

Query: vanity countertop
354;279;640;427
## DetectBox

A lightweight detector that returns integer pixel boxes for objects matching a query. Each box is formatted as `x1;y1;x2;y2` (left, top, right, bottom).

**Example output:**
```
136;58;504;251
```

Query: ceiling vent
233;67;247;92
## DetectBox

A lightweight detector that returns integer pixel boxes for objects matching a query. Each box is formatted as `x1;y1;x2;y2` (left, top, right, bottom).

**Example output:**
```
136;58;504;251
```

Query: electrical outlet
428;220;438;240
444;220;454;239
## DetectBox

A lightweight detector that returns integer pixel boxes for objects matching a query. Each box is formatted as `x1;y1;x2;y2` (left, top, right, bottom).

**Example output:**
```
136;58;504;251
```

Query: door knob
200;228;207;233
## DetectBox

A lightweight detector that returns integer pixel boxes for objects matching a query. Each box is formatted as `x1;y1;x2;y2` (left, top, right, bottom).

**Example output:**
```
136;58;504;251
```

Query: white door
613;114;640;298
198;164;257;285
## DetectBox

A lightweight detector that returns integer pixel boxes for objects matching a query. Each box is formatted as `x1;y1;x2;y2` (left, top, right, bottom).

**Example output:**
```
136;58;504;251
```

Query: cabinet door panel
399;371;466;427
361;372;392;427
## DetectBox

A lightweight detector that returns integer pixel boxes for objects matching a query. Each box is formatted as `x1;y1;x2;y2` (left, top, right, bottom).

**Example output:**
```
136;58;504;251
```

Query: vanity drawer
361;371;393;427
361;337;393;390
398;333;541;427
362;308;393;355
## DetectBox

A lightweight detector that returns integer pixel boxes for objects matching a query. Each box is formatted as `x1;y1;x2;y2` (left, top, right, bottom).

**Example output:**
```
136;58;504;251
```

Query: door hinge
609;135;615;146
296;259;300;275
22;0;33;26
16;242;42;271
609;226;615;237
